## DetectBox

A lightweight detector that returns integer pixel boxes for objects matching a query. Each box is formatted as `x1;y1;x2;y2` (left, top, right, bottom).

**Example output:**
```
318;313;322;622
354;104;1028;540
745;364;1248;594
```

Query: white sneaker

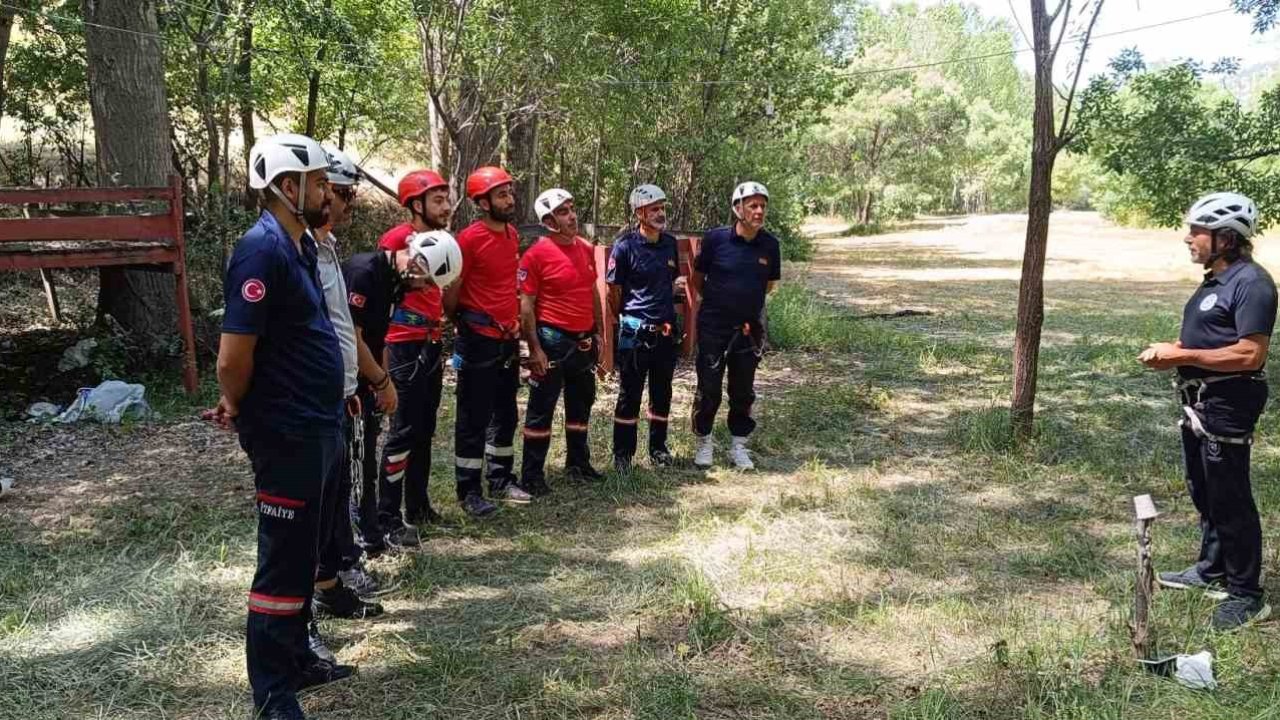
694;435;715;468
730;436;754;471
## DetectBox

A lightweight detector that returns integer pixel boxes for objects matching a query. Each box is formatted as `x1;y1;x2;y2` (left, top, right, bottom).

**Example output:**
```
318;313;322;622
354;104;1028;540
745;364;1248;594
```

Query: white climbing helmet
731;181;769;218
408;230;463;288
323;145;361;187
629;184;667;212
1186;192;1259;239
247;133;329;190
534;188;574;222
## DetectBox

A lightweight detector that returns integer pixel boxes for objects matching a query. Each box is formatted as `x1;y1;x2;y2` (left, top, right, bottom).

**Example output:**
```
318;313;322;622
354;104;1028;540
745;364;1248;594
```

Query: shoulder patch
517;267;529;283
241;278;266;303
349;292;366;308
758;256;769;265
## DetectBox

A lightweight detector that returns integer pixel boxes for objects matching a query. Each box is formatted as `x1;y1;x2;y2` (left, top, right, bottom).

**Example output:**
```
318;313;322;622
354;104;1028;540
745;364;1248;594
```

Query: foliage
803;1;1033;225
1073;51;1280;229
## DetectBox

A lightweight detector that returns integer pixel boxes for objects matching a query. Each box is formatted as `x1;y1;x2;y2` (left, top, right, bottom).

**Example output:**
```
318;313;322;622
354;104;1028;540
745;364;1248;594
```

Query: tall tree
0;4;17;120
1011;0;1104;439
82;0;178;340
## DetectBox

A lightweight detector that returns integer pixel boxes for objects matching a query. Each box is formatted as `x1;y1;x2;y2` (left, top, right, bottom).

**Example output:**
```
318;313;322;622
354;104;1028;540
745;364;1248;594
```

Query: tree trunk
0;5;17;121
506;109;538;222
196;50;221;193
237;0;257;208
305;59;323;137
1011;0;1059;439
83;0;179;340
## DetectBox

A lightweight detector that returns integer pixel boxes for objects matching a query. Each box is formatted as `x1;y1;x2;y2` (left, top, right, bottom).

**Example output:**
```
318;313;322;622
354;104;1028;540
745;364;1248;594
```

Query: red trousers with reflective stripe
239;427;338;712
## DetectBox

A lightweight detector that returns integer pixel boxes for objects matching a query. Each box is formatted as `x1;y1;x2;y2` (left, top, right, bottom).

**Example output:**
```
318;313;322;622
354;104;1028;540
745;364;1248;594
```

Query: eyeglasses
332;186;357;203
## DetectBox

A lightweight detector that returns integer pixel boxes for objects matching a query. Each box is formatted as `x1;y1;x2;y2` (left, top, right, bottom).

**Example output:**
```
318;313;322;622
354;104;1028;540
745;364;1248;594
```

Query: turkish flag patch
241;278;266;303
349;292;366;308
608;256;617;272
517;268;528;283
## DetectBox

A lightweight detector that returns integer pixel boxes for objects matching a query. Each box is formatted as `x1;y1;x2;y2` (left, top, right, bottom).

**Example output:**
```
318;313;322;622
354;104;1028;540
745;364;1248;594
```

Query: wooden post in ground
1132;494;1159;659
39;268;62;322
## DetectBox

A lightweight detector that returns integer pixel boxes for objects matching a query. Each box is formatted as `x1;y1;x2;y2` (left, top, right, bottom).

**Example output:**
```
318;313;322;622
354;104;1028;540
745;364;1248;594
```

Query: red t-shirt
378;223;443;344
518;236;597;333
456;221;520;339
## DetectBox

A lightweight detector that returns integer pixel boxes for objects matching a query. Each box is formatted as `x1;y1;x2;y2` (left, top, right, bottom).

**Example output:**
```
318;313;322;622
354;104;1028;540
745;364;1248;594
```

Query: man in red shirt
369;170;451;546
442;166;533;517
516;188;605;496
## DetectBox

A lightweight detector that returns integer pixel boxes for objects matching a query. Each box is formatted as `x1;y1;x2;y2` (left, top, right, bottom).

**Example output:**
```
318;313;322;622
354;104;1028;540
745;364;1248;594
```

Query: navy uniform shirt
342;250;398;361
1179;259;1278;379
694;225;781;331
606;230;679;324
222;211;343;436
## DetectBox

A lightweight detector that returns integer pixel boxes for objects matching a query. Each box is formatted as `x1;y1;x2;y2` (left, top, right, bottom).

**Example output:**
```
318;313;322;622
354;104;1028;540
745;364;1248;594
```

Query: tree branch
1048;0;1072;66
1055;0;1105;146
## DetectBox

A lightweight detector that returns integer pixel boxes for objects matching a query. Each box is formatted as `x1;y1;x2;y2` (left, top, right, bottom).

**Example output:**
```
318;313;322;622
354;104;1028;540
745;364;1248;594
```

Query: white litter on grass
0;477;12;499
1139;650;1216;690
54;381;154;424
26;402;62;420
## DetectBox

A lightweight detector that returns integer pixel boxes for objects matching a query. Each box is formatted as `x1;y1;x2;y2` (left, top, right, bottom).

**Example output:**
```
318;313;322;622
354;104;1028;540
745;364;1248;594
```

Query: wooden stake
1132;494;1158;659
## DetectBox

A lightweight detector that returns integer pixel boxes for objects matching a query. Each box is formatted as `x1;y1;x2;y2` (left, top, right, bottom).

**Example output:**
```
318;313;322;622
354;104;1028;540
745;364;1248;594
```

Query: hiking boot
461;491;498;518
1157;566;1228;600
314;582;385;620
565;464;604;482
490;479;533;504
255;701;308;720
519;477;552;498
406;504;443;526
337;562;381;598
649;449;675;467
614;455;634;474
295;656;355;692
1212;595;1271;631
307;620;336;664
729;436;754;471
694;435;714;469
383;522;421;550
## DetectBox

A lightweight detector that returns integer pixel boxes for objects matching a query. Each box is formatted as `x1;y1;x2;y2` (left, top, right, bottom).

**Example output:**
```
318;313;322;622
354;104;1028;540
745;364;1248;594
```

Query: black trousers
379;340;444;528
453;332;520;498
612;330;676;460
239;427;339;713
692;327;761;437
1181;380;1268;598
521;327;597;484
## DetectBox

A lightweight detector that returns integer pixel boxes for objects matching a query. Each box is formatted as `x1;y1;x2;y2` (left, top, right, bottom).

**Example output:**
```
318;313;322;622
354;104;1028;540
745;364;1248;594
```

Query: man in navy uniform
214;134;352;720
608;184;684;472
689;181;781;471
1141;192;1276;631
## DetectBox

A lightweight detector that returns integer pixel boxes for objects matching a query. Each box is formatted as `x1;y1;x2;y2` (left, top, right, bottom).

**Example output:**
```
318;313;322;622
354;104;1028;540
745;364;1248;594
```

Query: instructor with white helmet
1141;191;1277;631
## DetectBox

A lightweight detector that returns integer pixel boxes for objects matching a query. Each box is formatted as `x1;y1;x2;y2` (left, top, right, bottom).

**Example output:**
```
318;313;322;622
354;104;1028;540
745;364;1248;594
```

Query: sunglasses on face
332;186;357;203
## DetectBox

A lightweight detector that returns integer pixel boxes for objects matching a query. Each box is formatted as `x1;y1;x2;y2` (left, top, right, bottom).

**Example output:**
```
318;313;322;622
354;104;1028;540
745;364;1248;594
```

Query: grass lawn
3;212;1280;719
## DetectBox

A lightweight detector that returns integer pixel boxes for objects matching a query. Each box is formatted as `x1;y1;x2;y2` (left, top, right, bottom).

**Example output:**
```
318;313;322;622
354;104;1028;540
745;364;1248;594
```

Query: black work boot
314;582;385;619
565;464;604;482
460;491;498;518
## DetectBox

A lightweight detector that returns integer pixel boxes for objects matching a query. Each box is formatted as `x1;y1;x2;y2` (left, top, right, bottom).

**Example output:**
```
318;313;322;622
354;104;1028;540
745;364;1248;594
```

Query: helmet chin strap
270;171;307;218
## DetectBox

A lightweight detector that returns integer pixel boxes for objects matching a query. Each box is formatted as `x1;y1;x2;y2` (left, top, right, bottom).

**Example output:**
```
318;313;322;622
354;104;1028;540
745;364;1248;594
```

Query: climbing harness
1173;372;1265;446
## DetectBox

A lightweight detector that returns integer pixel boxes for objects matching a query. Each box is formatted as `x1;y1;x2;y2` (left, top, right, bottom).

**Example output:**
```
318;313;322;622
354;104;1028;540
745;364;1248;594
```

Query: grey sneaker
337;563;381;598
490;480;533;504
1212;595;1271;631
1157;566;1228;600
383;522;421;550
308;620;336;664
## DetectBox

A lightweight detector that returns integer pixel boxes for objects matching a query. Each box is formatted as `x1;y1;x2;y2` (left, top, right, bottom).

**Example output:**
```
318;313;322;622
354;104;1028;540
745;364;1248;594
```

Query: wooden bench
0;176;199;395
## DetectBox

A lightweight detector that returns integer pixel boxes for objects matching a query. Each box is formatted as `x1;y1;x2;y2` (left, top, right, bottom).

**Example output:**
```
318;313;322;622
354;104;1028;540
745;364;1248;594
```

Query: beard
488;204;516;223
303;202;331;230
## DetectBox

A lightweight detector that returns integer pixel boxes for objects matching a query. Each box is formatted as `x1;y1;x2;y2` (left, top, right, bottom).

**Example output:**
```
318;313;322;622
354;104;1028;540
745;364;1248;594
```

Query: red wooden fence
593;234;702;373
0;176;199;395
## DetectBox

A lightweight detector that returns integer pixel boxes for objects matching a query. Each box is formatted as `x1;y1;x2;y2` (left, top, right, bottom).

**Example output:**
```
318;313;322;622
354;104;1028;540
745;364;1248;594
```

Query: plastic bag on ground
55;380;154;424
